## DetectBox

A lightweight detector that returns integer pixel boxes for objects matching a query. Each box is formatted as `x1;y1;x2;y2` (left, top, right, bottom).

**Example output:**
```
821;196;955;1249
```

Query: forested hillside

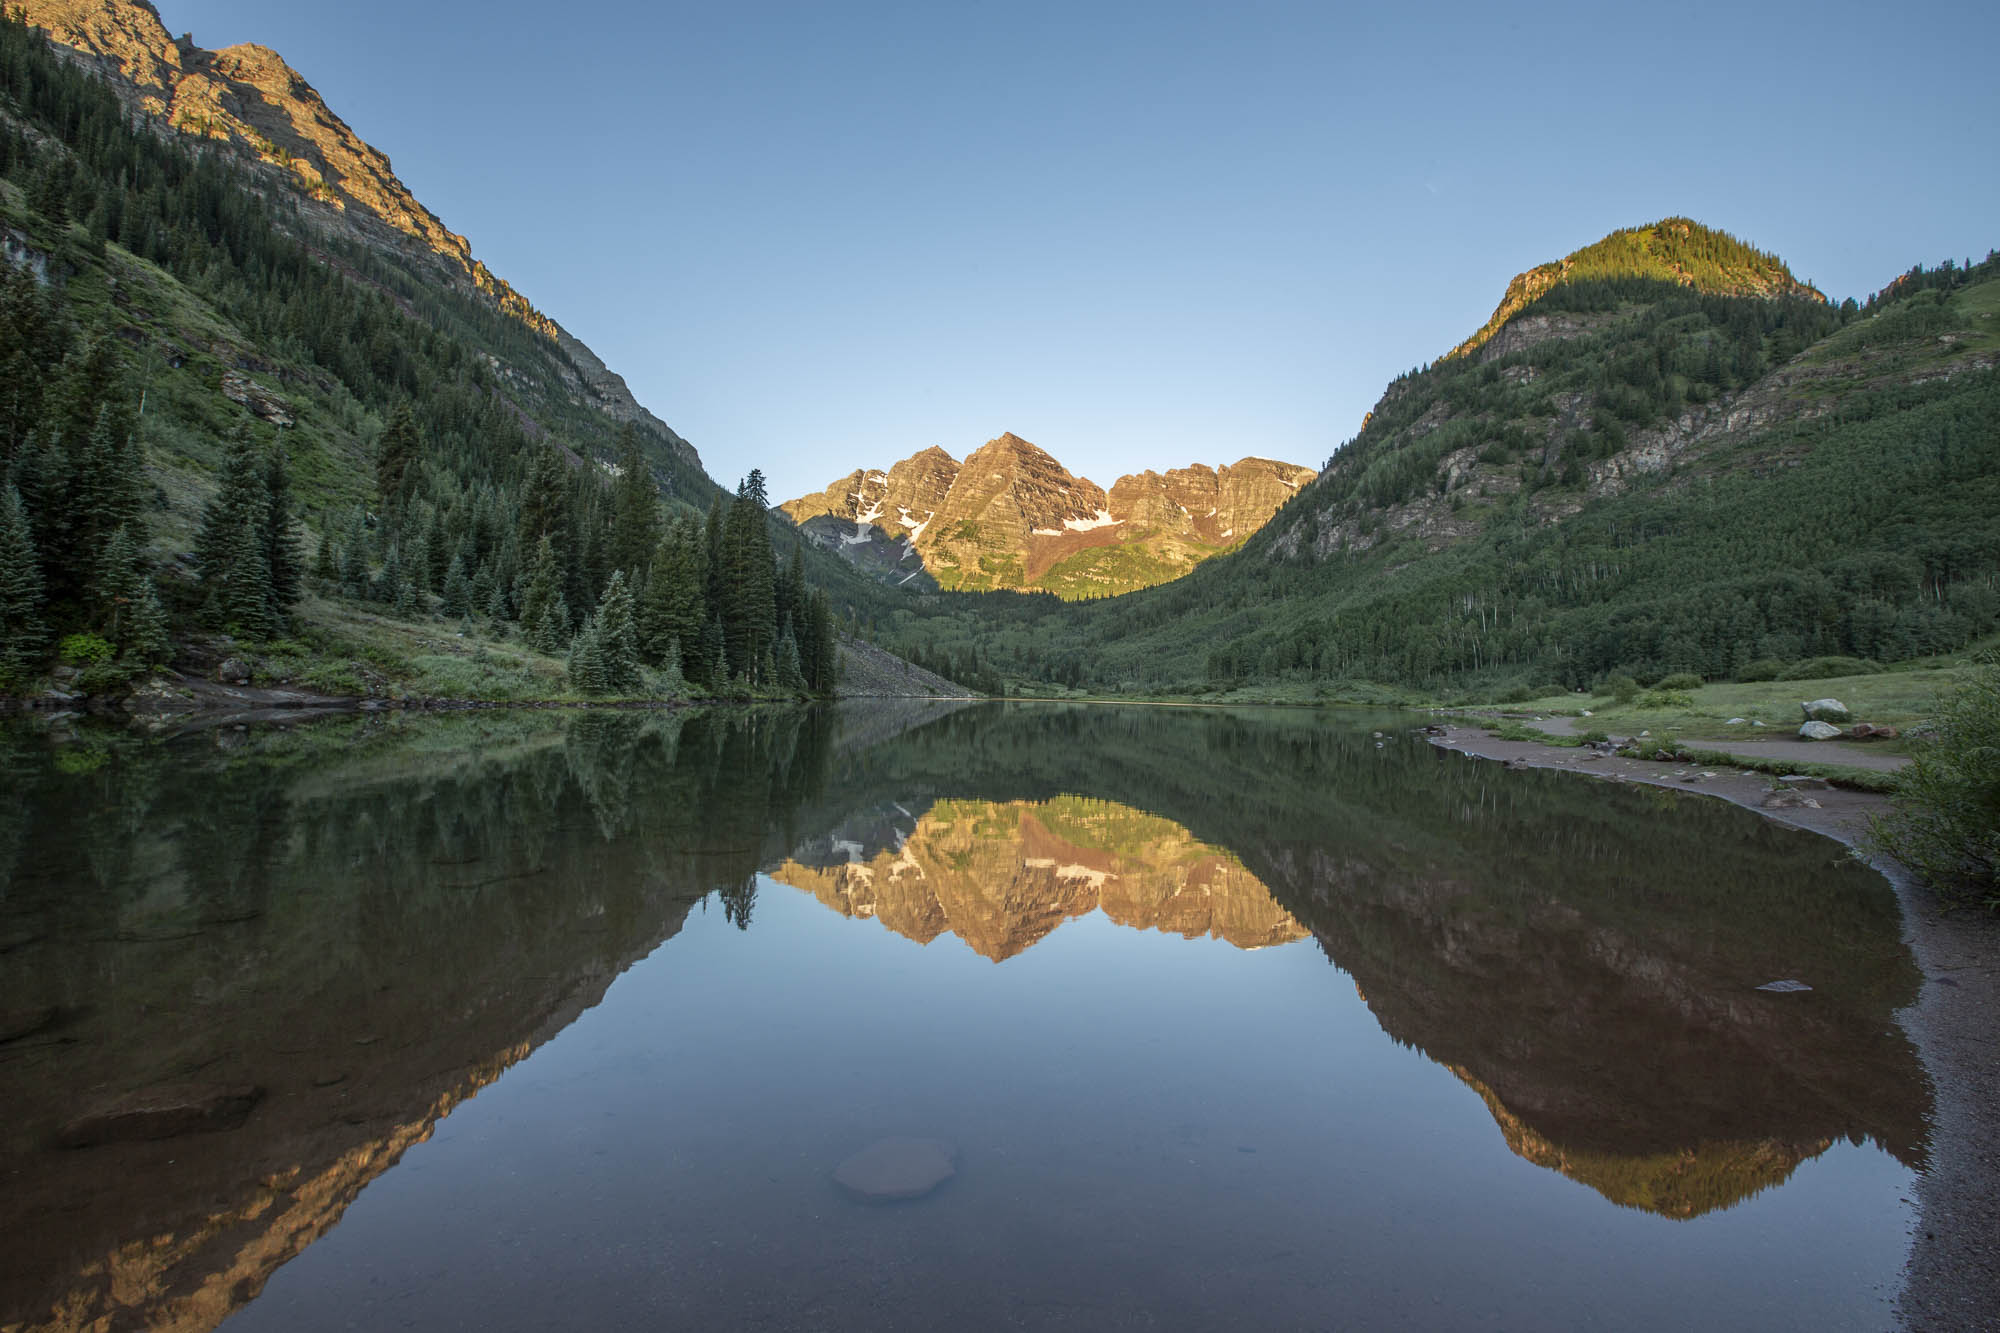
866;239;2000;696
0;12;877;699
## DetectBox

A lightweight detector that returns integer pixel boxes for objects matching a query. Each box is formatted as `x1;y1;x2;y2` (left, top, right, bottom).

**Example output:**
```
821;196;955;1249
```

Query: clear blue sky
174;0;1999;502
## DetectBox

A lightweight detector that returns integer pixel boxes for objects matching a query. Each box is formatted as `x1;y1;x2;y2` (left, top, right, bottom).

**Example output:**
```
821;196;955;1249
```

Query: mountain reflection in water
771;796;1307;960
0;701;1927;1332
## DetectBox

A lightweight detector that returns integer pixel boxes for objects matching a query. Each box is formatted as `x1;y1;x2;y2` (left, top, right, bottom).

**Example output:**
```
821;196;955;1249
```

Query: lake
0;702;1927;1331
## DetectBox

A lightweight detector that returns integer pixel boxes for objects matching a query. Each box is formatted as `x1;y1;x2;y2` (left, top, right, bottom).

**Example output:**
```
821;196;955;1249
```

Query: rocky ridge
781;433;1314;597
17;0;696;461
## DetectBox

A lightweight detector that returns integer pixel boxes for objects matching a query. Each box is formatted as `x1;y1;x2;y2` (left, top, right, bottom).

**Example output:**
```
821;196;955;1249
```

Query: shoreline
1427;723;1999;1332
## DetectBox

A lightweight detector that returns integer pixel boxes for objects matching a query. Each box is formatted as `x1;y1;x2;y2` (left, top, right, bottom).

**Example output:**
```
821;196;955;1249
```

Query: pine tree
126;578;170;666
93;524;144;645
0;484;48;674
196;433;278;637
592;569;641;693
312;530;339;586
339;509;370;594
517;445;570;551
211;517;276;638
263;439;303;609
519;535;567;644
658;636;685;693
774;624;805;691
719;490;775;677
566;615;609;694
531;593;570;655
440;554;473;617
376;400;420;510
607;424;660;580
636;518;705;670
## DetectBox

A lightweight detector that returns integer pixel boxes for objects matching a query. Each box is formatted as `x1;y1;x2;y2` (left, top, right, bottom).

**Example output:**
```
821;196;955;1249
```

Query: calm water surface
0;703;1927;1330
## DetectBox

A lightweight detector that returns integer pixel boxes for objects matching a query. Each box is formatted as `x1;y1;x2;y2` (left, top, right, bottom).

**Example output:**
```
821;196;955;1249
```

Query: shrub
1579;729;1611;744
76;660;140;694
1778;656;1882;681
1498;683;1540;704
58;633;114;665
1601;674;1640;704
1734;658;1786;682
1869;657;1999;909
1656;672;1704;690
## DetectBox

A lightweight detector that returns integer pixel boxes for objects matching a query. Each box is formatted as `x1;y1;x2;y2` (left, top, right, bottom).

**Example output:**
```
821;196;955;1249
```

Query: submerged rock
833;1137;957;1202
56;1083;263;1148
1756;979;1813;994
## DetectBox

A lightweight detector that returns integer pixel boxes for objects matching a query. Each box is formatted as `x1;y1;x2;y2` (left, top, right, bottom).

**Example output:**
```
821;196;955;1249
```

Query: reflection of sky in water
229;877;1912;1332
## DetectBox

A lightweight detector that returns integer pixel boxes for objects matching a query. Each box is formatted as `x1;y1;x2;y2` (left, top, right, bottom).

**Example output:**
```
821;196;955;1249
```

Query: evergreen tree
591;569;641;692
339;509;370;594
531;592;570;655
658;636;685;693
375;400;420;510
636;517;705;670
719;488;775;677
517;446;570;551
774;624;805;691
93;524;144;645
440;554;473;617
607;424;660;579
263;439;303;609
126;578;170;666
519;535;567;645
566;614;608;694
0;484;48;674
196;433;278;636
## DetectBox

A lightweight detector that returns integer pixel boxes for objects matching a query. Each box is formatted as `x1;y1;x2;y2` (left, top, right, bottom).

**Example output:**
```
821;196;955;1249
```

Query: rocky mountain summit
1447;217;1824;362
780;432;1314;598
17;0;695;462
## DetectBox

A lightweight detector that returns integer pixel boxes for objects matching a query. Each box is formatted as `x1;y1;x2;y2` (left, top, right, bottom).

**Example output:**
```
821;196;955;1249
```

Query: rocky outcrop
769;796;1307;961
781;435;1314;598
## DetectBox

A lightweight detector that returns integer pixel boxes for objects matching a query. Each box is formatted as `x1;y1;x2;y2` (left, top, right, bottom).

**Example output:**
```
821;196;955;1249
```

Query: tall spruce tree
263;438;303;610
607;424;660;580
196;433;279;637
720;483;776;679
0;483;47;674
592;569;641;692
636;517;705;672
375;400;420;511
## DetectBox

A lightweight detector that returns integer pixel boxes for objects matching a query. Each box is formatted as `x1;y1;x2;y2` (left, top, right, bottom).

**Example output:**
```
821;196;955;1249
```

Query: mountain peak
781;436;1316;598
1449;217;1823;361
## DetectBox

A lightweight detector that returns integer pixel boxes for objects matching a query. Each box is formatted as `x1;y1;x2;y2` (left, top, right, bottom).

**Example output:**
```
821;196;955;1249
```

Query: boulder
1800;698;1850;723
1798;721;1843;741
833;1137;957;1202
56;1082;263;1148
215;657;251;684
1847;723;1899;740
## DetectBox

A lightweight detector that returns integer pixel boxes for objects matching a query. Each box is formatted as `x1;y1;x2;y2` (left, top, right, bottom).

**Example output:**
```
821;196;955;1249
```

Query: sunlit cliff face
768;796;1309;961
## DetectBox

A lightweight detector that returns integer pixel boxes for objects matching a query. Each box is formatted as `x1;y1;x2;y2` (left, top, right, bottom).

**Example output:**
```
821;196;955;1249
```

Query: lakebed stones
56;1082;263;1148
833;1136;957;1203
1798;720;1843;741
